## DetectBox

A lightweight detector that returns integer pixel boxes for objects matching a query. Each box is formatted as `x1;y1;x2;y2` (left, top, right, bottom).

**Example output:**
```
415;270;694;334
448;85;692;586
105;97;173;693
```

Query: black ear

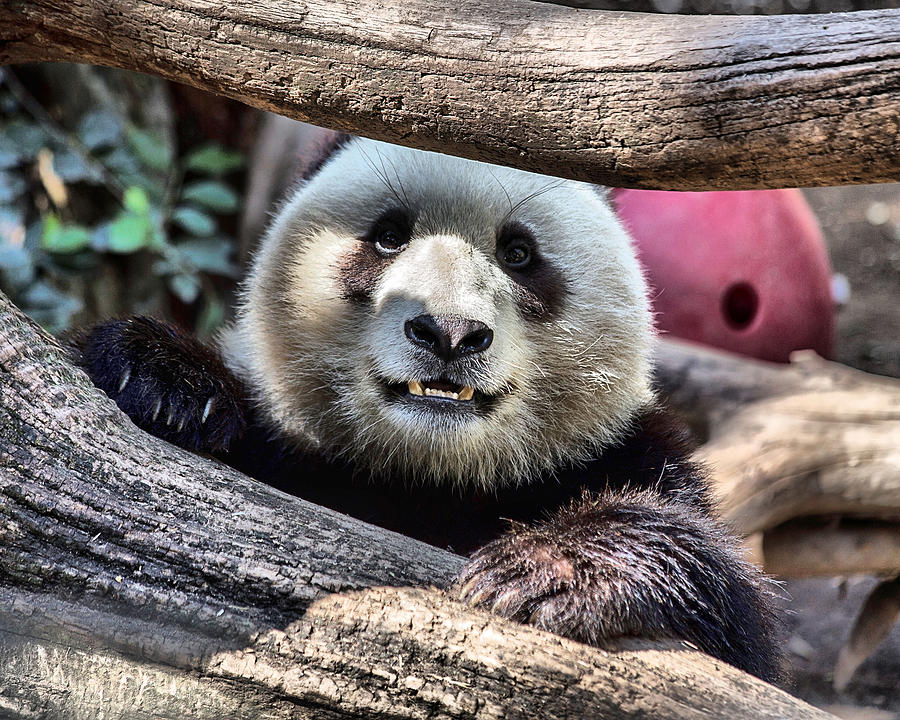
301;131;352;181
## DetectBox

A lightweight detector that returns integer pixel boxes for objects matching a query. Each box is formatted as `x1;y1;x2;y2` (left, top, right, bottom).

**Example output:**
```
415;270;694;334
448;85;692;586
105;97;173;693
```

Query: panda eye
501;242;531;269
497;222;536;271
375;226;407;255
368;210;411;256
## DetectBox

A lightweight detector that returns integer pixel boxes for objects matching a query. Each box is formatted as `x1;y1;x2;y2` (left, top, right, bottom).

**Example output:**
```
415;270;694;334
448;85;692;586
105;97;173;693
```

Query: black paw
454;495;782;683
454;523;597;643
73;317;246;453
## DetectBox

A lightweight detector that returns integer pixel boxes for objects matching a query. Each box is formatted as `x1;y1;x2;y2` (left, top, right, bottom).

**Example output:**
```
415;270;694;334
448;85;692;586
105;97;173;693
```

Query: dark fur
72;317;246;453
301;132;352;181
337;241;387;302
73;317;782;684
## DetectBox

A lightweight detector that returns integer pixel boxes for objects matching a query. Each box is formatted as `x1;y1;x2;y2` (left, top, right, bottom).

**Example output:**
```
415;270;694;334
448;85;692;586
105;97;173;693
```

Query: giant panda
76;135;781;682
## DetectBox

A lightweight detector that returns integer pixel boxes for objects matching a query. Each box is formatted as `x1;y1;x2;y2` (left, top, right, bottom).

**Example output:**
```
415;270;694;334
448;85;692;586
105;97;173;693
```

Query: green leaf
77;110;122;151
125;126;172;173
176;238;238;277
40;214;61;250
184;145;244;175
21;281;83;334
0;133;21;170
0;92;19;115
41;215;91;254
108;213;151;253
171;205;216;237
196;294;226;338
123;186;151;215
168;273;201;304
180;181;239;214
0;203;25;240
151;258;176;277
102;146;148;188
0;170;27;204
0;243;35;291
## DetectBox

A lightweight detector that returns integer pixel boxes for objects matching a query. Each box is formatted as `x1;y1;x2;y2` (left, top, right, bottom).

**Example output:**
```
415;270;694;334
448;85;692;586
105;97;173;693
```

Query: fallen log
655;341;900;539
1;0;899;190
0;294;832;718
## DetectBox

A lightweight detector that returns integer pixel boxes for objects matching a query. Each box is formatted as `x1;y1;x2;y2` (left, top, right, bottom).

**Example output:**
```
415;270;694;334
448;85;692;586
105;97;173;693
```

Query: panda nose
404;314;493;362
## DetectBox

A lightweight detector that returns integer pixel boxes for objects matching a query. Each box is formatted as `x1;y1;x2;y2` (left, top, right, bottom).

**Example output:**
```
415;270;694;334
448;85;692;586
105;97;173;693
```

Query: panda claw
118;368;131;393
201;397;215;424
151;398;162;422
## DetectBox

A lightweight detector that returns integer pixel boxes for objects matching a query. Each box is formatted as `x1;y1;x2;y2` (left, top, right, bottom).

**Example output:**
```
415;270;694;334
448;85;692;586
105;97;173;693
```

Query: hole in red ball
722;282;759;331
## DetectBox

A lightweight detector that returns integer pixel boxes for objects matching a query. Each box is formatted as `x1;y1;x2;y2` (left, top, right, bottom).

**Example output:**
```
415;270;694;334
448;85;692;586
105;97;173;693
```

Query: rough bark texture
0;296;834;718
1;0;899;190
762;522;900;577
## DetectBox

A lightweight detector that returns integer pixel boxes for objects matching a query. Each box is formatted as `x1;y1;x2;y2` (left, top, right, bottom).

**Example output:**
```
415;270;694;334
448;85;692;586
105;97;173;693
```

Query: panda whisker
487;167;514;217
504;337;547;379
358;147;410;212
381;152;412;211
501;179;566;226
572;333;607;358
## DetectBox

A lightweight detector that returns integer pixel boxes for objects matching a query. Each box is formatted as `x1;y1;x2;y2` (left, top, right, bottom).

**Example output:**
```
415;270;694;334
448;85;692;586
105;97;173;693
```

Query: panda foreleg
72;316;248;454
454;489;782;683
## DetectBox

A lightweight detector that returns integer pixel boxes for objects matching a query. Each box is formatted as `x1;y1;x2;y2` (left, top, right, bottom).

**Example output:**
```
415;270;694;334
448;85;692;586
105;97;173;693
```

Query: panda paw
454;493;782;683
73;317;247;453
454;522;594;642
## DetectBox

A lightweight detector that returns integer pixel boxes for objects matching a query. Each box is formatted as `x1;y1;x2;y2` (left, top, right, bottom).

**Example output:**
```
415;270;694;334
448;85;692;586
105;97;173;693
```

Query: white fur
220;139;655;489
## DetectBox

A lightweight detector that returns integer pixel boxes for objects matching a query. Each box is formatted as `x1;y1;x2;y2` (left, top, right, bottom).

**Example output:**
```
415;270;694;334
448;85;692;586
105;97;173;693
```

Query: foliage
0;68;244;335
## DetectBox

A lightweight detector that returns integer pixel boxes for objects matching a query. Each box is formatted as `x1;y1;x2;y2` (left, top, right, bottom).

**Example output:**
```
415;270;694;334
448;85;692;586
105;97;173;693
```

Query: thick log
655;341;900;538
1;0;899;190
0;296;831;718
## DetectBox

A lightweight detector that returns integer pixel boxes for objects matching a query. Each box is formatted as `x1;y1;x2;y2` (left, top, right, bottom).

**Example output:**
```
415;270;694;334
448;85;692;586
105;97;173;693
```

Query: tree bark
1;0;899;190
0;295;833;718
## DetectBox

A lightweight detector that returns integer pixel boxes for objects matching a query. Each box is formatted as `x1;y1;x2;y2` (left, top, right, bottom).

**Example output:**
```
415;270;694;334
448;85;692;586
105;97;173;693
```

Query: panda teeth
425;388;458;400
406;380;475;401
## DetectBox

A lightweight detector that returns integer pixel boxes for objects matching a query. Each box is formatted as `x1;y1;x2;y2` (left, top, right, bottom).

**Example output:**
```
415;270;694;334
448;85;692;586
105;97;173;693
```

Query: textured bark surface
0;295;833;719
763;522;900;577
1;0;899;190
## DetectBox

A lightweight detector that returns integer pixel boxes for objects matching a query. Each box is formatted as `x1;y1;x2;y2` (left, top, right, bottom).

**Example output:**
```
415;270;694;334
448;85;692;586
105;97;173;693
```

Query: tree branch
1;0;898;190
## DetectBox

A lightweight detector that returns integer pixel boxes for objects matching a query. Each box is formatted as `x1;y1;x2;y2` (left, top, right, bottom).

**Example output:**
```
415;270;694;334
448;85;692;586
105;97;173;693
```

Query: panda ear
301;131;353;181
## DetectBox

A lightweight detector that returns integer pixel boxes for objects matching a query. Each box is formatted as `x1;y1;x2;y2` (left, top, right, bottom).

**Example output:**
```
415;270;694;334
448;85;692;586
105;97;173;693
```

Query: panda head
224;137;655;489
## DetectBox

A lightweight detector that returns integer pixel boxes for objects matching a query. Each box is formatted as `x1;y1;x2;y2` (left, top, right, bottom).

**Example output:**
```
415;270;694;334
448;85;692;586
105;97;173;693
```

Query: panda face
224;139;655;488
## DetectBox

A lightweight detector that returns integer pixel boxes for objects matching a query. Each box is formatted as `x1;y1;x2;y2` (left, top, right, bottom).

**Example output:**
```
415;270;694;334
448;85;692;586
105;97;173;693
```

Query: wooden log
1;0;899;190
762;521;900;578
0;295;832;718
655;341;900;537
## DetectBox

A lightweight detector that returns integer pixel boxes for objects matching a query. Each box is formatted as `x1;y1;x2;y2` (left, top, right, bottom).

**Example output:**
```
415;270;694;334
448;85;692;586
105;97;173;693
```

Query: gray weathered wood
0;295;833;719
1;0;898;190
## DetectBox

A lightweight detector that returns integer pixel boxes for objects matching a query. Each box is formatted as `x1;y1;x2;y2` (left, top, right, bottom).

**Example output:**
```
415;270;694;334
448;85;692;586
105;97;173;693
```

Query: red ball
613;189;834;363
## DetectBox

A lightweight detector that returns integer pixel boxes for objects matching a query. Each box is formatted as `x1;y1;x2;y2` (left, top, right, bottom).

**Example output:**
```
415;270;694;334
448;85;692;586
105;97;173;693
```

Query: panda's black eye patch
368;209;412;256
496;221;566;320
